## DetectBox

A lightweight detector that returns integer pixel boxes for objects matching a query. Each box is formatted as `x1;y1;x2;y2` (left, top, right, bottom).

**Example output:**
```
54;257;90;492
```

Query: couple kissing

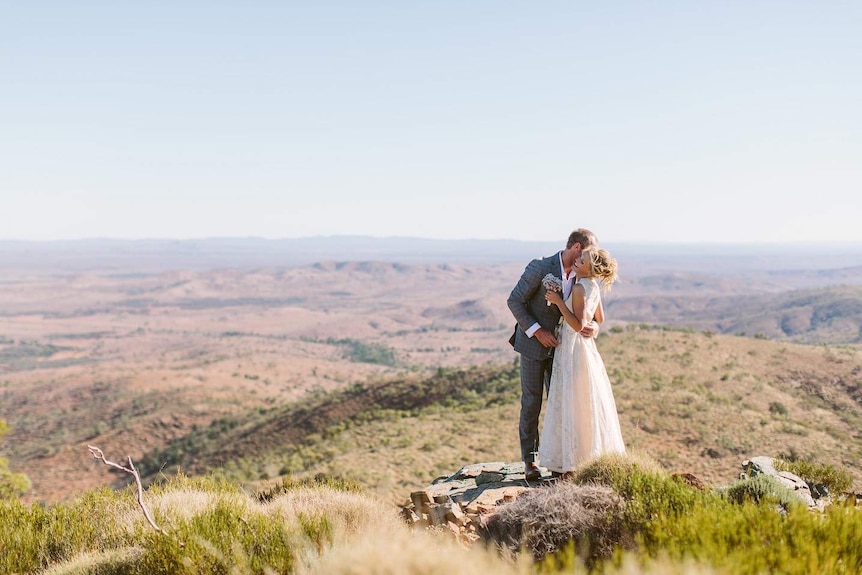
507;228;625;481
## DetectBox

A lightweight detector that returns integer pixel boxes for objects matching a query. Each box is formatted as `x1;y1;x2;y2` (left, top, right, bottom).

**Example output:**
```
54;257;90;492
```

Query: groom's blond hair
566;228;597;250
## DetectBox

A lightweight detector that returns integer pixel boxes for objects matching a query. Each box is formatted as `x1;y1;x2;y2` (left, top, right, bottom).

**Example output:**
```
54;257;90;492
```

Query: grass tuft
481;482;631;566
568;451;666;492
256;473;364;503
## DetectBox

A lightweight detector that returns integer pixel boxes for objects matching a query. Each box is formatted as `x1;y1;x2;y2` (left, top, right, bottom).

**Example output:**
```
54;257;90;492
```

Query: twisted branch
88;445;162;533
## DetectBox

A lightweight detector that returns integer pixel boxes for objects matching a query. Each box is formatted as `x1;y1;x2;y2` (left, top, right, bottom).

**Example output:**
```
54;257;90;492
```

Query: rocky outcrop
402;461;553;544
404;456;857;544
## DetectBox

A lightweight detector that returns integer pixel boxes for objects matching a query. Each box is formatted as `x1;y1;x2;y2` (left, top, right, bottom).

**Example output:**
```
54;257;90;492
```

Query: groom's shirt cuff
525;322;541;337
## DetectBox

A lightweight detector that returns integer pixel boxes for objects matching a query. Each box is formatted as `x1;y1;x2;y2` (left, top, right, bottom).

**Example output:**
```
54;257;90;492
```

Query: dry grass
25;475;530;575
305;528;529;575
41;549;143;575
599;554;724;575
481;482;630;563
262;485;403;537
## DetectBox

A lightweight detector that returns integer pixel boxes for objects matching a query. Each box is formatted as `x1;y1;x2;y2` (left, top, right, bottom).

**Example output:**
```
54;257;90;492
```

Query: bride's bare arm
546;284;585;331
578;295;602;338
594;299;604;324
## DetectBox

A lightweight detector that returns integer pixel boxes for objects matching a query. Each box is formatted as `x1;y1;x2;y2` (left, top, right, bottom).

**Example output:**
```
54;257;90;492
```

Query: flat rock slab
406;461;555;535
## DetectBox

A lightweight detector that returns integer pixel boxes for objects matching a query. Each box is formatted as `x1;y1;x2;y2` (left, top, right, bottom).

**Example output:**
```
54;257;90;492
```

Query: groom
507;228;599;480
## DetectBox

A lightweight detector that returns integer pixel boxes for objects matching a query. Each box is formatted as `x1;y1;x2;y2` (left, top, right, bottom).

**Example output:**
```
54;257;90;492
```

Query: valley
1;240;861;504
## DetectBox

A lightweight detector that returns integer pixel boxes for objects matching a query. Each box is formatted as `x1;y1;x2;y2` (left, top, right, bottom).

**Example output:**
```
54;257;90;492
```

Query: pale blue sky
1;1;860;243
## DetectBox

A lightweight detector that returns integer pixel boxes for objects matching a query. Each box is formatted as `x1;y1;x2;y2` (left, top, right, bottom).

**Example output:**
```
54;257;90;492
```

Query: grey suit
507;252;565;464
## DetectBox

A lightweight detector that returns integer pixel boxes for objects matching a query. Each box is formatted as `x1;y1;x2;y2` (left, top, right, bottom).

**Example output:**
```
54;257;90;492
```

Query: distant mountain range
3;236;862;275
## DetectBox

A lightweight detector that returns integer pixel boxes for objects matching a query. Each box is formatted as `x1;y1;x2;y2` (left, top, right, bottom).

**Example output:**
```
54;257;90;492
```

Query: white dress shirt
525;252;575;338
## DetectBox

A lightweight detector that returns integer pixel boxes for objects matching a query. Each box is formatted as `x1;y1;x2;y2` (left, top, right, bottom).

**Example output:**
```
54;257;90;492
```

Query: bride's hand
579;321;599;338
545;290;563;306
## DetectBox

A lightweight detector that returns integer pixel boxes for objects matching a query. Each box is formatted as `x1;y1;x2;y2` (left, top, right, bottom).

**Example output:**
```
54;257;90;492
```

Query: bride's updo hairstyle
584;248;618;291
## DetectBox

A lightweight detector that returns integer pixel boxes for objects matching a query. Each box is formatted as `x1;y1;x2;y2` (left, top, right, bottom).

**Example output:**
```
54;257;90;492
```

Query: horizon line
2;235;862;247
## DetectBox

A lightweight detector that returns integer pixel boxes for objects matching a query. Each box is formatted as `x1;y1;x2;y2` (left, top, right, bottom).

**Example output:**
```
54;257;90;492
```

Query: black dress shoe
524;463;541;481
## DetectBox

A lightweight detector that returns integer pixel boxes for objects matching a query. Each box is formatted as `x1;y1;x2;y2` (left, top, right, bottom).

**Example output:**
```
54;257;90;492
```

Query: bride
539;247;625;475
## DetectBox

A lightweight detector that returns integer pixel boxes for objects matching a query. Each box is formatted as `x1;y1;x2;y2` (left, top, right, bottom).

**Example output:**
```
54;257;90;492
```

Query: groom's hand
534;328;558;348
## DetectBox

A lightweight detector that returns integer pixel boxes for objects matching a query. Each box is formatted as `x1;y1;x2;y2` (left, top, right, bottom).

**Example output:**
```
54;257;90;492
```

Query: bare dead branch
88;445;162;533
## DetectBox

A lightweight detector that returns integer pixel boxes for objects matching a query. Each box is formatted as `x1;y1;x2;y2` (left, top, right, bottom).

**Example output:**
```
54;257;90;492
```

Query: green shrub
721;474;804;509
768;401;788;416
569;452;665;491
0;487;137;573
0;419;30;500
132;500;295;575
0;457;30;500
555;454;862;575
326;337;398;366
570;452;704;527
503;453;714;570
640;498;862;575
774;457;852;495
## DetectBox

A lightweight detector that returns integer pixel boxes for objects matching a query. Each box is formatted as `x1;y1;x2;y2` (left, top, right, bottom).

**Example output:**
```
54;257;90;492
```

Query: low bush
568;451;665;492
131;499;296;575
720;473;805;509
0;487;138;573
0;419;31;500
640;498;862;575
570;452;705;527
774;457;853;495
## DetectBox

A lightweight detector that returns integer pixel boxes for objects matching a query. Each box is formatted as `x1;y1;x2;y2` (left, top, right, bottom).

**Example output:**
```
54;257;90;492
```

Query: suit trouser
519;353;553;464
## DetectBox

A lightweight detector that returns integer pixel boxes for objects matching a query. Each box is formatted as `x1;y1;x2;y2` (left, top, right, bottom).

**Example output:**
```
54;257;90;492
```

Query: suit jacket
507;252;564;361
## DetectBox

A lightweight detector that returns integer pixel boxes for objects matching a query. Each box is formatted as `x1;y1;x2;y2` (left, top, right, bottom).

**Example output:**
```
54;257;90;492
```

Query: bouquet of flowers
542;273;563;306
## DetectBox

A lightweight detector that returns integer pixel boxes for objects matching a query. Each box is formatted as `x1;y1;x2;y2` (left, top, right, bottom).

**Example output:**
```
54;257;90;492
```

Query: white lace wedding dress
539;277;625;473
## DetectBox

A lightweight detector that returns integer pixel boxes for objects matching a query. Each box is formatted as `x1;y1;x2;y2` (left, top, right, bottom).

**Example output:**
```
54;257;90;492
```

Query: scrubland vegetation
2;258;862;573
1;452;860;574
121;327;862;505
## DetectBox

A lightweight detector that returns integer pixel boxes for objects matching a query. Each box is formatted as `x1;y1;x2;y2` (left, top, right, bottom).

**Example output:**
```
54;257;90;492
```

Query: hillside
607;284;862;344
2;258;861;503
131;327;862;504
